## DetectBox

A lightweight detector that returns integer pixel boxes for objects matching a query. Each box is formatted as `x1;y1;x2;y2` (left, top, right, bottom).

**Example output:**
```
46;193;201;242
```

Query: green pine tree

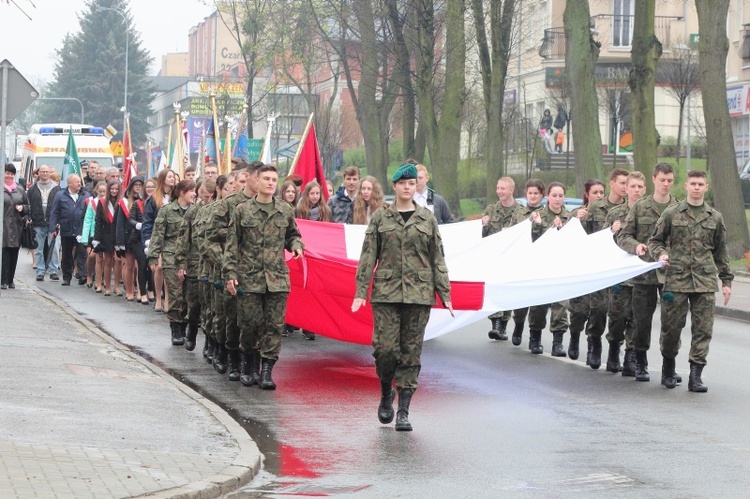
41;0;155;144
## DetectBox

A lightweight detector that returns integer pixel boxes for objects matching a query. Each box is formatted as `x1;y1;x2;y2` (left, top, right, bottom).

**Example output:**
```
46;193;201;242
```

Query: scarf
118;198;131;219
4;181;17;193
106;201;115;224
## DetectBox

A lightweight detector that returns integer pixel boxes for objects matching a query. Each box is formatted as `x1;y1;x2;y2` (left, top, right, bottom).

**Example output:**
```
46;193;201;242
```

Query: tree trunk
628;0;661;189
695;0;750;258
564;0;604;196
385;0;415;161
675;99;685;165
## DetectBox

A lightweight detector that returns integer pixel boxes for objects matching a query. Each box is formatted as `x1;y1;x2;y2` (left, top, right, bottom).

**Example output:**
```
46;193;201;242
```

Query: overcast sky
0;0;215;85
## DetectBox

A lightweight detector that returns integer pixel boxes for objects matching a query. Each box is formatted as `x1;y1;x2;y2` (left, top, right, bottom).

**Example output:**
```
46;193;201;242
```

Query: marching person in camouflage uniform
225;165;304;391
352;163;453;432
604;171;645;374
203;172;241;373
567;179;605;360
175;178;215;352
328;165;359;223
527;182;571;357
206;163;257;379
481;177;522;340
618;163;679;382
581;168;628;369
148;180;196;346
648;170;733;393
508;179;546;346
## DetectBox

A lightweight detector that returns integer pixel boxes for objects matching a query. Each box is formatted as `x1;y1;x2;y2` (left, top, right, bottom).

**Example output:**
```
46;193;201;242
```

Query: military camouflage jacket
148;201;190;269
355;202;451;306
205;191;248;279
606;202;635;287
617;194;678;285
195;202;214;277
175;200;205;276
482;200;523;237
584;197;624;235
531;205;571;242
510;203;544;226
223;196;304;293
648;200;733;293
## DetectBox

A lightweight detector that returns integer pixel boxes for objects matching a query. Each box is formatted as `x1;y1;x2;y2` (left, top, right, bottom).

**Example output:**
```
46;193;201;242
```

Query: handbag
20;217;38;250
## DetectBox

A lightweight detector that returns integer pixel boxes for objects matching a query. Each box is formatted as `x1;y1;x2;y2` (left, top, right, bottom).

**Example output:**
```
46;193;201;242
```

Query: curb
22;278;261;499
715;305;750;324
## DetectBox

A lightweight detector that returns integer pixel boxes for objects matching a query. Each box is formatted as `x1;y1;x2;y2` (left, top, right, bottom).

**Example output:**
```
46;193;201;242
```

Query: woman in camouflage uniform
352;163;453;432
149;180;196;346
527;182;572;357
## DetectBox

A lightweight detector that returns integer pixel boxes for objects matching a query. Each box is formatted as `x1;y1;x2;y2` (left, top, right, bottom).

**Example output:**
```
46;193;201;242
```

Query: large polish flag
284;218;662;345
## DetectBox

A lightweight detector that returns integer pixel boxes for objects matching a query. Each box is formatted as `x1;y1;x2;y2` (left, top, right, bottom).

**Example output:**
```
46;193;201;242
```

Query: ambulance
19;124;115;182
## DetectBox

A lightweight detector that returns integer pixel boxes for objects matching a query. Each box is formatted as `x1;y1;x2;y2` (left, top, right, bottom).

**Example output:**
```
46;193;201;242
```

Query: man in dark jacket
27;164;61;280
49;174;90;286
414;164;453;224
328;166;359;223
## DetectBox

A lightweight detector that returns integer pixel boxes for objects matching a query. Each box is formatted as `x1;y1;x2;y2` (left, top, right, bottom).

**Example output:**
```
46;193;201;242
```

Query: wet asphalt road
25;264;750;498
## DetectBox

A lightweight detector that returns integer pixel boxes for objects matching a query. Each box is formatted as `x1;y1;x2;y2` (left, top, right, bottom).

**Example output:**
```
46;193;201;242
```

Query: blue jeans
34;226;60;276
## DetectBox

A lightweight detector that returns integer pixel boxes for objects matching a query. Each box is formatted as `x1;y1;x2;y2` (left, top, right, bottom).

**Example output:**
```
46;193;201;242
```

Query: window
612;0;634;47
527;4;536;50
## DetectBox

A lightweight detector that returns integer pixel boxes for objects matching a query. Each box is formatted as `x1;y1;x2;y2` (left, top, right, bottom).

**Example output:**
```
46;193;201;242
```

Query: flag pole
198;128;205;176
223;115;232;172
165;118;173;169
173;103;183;177
288;112;314;176
209;89;223;174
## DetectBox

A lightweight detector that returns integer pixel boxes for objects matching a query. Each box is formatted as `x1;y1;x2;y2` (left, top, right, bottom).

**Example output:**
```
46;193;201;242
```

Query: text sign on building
727;85;747;117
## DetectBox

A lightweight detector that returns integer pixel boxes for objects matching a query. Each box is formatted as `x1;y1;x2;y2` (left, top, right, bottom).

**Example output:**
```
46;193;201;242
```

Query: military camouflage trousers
489;310;511;321
632;284;663;352
528;301;569;333
660;292;715;365
237;292;288;360
372;303;431;391
568;295;590;334
585;289;608;338
185;278;202;326
212;284;226;344
224;291;240;351
200;280;212;334
606;284;634;348
163;268;187;324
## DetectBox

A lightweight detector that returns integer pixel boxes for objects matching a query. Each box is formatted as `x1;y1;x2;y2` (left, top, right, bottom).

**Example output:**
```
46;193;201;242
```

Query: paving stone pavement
0;279;260;498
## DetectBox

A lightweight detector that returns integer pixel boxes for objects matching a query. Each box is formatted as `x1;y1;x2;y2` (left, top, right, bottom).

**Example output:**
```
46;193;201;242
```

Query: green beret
392;163;418;182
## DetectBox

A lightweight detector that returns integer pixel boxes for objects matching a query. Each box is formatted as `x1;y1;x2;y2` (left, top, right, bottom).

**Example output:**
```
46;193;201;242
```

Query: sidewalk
715;272;750;323
0;278;260;498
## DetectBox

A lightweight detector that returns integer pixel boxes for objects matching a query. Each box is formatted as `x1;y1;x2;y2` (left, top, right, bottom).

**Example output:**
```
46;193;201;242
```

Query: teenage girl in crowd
281;180;299;208
143;169;176;312
348;175;385;224
81;180;106;291
92;180;122;296
117;176;148;303
566;179;606;359
296;181;331;222
509;179;546;345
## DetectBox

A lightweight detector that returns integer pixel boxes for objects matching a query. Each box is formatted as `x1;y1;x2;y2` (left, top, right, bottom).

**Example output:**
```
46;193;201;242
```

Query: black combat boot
587;337;602;370
635;350;650;381
203;334;211;359
512;321;524;346
488;318;508;341
170;322;183;346
621;348;636;377
240;352;254;386
606;341;621;373
185;323;199;351
213;344;228;374
568;331;580;360
259;358;277;390
551;331;566;357
528;329;543;354
178;322;187;345
378;381;395;424
661;357;677;389
688;362;708;393
395;389;414;431
251;350;262;385
227;350;241;381
205;336;214;363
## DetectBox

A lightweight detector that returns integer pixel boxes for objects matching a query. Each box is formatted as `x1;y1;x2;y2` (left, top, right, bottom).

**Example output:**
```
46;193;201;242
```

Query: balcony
539;28;565;60
540;15;683;60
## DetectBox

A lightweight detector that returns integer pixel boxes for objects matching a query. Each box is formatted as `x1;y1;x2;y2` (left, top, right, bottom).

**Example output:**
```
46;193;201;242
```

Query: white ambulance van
19;124;115;183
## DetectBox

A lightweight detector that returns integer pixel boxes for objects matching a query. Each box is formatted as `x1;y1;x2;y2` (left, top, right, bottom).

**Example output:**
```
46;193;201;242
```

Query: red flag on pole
122;118;137;190
292;123;329;201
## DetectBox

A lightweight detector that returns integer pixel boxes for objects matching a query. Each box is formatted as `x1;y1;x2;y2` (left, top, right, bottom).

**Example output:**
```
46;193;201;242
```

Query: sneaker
50;274;60;281
36;274;44;281
8;283;15;289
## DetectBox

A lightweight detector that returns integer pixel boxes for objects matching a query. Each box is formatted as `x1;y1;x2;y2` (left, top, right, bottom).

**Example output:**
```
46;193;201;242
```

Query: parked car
516;197;584;212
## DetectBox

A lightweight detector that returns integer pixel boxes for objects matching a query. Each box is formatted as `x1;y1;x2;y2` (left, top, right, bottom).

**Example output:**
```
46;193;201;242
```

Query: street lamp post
95;6;128;133
36;97;85;123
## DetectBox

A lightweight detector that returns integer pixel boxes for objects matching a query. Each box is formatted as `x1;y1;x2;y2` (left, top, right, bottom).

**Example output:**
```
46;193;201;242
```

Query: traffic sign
111;141;124;157
0;59;38;122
